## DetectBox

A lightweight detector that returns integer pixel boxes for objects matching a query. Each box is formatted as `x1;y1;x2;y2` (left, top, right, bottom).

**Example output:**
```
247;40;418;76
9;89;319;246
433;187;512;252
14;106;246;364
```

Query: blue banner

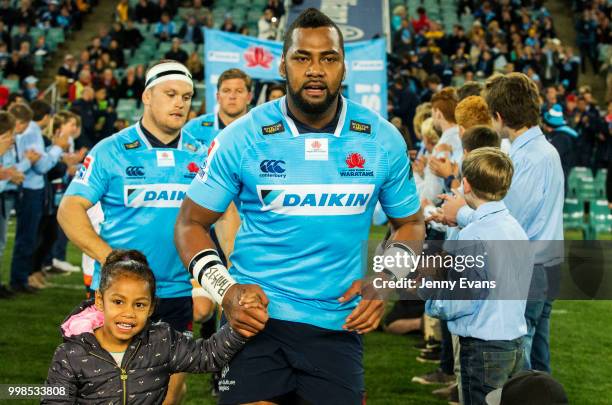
203;29;387;118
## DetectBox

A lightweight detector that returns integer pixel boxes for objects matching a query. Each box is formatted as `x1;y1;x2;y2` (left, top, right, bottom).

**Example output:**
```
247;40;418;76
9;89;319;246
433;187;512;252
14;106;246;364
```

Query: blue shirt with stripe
64;124;206;298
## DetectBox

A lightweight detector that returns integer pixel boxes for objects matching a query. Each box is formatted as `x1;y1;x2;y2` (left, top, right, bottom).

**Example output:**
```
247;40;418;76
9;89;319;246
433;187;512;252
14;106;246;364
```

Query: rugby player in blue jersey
175;9;425;405
58;60;246;405
183;68;253;150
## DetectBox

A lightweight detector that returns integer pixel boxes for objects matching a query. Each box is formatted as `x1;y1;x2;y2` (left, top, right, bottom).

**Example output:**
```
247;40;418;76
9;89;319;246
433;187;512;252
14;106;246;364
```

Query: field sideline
1;225;611;404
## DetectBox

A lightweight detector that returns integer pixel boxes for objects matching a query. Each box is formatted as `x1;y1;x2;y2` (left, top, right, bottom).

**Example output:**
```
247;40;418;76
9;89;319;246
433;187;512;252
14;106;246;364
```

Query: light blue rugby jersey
65;124;206;298
188;97;421;330
182;112;220;150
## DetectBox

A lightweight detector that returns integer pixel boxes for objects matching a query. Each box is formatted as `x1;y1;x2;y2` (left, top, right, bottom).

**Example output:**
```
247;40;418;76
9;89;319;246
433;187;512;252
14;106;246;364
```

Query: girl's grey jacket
42;299;245;404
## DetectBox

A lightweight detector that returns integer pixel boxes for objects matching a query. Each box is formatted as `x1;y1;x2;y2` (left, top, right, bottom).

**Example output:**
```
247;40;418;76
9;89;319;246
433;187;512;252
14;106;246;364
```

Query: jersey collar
135;121;184;151
280;95;347;138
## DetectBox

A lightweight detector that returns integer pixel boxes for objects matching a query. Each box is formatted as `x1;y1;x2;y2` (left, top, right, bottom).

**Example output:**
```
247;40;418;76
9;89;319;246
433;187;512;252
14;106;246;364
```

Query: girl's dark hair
98;249;156;299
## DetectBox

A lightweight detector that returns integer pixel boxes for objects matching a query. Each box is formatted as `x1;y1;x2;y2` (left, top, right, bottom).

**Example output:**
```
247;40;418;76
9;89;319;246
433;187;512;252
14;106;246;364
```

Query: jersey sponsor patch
197;140;220;183
201;121;214;127
156;150;175;167
256;184;375;215
350;120;371;134
123;140;141;150
124;184;189;208
305;138;328;161
259;159;286;178
261;121;285;135
73;156;95;185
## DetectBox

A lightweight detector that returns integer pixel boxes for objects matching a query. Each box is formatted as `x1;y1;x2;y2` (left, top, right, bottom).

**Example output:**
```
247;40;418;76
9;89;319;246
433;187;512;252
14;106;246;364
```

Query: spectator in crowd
71;86;96;149
117;66;144;103
107;39;124;68
68;69;92;102
0;111;24;299
576;8;599;73
165;37;189;65
95;68;120;103
264;0;285;19
15;0;35;27
33;35;50;59
155;11;176;41
4;50;34;82
93;86;117;141
0;19;10;47
115;0;130;23
258;8;278;40
265;83;285;101
134;0;160;24
87;36;105;63
23;75;38;102
11;22;31;51
186;51;204;82
0;1;15;29
123;19;144;50
9;101;69;293
179;15;203;44
220;14;237;33
542;104;578;190
109;21;125;48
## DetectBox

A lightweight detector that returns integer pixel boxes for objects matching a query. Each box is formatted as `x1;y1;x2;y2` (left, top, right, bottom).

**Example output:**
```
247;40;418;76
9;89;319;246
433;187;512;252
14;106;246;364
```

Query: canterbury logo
259;160;285;174
126;166;145;177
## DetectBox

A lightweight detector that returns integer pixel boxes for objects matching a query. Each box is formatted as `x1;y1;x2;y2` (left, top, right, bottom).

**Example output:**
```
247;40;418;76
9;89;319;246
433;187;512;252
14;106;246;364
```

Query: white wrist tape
382;242;418;280
188;249;236;304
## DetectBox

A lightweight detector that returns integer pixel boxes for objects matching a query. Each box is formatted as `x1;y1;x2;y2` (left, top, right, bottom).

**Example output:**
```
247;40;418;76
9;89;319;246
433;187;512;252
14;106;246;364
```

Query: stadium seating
563;197;588;238
588;199;612;239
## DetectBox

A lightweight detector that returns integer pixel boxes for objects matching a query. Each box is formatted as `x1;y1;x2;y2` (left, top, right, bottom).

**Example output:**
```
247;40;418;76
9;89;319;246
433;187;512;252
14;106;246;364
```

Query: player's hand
222;284;269;338
25;149;41;163
339;279;385;334
439;189;466;226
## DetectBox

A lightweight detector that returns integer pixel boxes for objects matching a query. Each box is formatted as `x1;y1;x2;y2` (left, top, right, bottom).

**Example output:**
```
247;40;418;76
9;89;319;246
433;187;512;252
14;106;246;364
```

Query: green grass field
1;225;611;404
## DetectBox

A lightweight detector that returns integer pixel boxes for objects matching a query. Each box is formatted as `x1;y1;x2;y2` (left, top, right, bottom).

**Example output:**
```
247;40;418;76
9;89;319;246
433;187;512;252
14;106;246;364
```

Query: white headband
144;62;193;91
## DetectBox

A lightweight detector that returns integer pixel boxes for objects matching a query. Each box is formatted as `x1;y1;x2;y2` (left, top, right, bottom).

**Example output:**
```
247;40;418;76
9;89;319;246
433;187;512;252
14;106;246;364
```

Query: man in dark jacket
543;105;577;193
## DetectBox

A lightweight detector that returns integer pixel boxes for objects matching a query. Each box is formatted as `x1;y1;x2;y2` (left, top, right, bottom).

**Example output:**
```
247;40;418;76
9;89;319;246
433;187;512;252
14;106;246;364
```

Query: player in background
57;59;242;405
183;68;253;150
175;9;425;405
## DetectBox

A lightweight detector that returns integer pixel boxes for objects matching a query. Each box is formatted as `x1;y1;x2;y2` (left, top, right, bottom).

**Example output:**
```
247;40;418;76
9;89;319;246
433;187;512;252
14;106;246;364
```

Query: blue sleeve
378;124;420;218
33;145;63;175
187;131;242;213
457;205;475;228
425;299;479;321
64;143;109;205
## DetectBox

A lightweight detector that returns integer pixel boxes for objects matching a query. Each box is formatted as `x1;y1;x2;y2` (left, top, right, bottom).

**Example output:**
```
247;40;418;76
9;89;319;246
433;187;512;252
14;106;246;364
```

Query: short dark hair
30;99;52;122
461;125;501;152
0;111;15;134
283;8;344;56
266;83;286;100
217;68;252;91
458;81;483;101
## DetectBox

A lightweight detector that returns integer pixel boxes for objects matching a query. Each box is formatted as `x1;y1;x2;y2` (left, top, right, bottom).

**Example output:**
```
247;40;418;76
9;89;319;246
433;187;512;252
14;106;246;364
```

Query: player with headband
58;60;242;404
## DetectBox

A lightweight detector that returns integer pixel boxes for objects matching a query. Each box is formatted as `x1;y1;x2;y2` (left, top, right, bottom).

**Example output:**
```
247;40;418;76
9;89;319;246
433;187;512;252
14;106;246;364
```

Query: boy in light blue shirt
424;147;533;405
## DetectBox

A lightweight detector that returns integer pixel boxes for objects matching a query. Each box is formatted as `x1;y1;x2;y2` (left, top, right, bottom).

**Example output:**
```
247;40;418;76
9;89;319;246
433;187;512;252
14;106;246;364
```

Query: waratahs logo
341;153;374;177
257;184;374;216
244;46;274;69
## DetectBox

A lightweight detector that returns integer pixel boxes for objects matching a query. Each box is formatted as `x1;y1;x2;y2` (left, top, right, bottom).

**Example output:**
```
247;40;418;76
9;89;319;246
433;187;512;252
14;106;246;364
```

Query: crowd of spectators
0;0;95;101
388;0;610;174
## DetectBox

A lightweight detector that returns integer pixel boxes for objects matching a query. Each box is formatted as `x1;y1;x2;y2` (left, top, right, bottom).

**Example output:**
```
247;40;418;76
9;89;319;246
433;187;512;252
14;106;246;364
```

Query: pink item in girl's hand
61;306;105;337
